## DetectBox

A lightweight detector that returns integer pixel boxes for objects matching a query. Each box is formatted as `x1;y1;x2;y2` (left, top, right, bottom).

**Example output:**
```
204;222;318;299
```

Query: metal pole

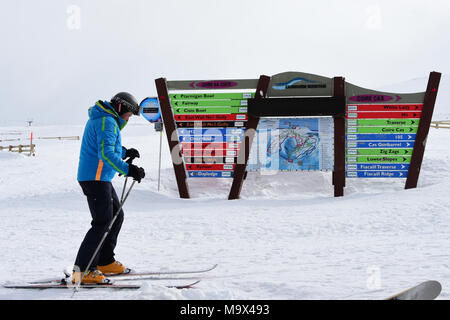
120;158;134;202
158;126;163;191
121;178;128;203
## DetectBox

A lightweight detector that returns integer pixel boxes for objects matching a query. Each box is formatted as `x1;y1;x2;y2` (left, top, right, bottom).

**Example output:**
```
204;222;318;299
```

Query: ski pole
120;158;134;203
72;179;137;294
120;177;128;203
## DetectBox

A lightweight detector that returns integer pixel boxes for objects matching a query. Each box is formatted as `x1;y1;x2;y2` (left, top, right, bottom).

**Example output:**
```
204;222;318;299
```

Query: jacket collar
95;100;127;130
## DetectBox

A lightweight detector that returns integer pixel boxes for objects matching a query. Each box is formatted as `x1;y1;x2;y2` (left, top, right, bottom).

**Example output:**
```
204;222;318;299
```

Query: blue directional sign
347;141;414;148
346;134;416;141
177;128;244;136
346;164;410;171
346;171;409;178
187;171;234;178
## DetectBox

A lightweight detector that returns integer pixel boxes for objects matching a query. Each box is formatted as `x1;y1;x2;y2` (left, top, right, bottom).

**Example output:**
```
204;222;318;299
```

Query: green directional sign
171;100;248;107
170;93;254;100
173;107;248;114
346;148;413;155
346;156;411;163
346;126;418;134
346;119;420;127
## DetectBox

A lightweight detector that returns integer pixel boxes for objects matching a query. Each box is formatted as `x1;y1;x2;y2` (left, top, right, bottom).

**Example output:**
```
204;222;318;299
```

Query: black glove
124;147;140;161
127;164;145;183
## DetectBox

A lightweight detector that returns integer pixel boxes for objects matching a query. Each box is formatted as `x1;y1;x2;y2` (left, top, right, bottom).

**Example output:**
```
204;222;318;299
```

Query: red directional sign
181;142;241;150
347;104;423;112
175;114;248;121
186;163;235;171
346;112;422;119
182;149;238;157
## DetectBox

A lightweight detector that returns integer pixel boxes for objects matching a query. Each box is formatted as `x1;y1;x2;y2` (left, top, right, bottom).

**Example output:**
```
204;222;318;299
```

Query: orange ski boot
97;261;130;275
72;270;111;284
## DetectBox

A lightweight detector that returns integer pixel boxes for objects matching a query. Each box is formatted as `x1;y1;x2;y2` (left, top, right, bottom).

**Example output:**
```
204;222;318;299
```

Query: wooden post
228;75;271;200
29;132;33;156
333;77;346;197
405;71;441;189
155;77;190;199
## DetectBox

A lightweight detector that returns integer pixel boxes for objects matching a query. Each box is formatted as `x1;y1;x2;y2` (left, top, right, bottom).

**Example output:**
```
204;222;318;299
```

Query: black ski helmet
110;92;140;116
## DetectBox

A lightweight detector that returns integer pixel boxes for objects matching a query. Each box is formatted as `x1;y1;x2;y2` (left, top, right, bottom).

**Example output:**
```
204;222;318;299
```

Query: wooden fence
0;144;36;156
0;138;21;142
36;136;80;140
431;121;450;129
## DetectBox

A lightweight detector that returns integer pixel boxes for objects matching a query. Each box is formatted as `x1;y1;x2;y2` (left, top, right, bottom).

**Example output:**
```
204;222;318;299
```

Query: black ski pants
74;181;124;272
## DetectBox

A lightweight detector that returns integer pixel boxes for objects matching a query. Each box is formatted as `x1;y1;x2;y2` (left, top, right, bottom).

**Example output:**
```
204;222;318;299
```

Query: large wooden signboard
155;71;440;199
345;71;441;184
155;77;264;198
229;72;346;199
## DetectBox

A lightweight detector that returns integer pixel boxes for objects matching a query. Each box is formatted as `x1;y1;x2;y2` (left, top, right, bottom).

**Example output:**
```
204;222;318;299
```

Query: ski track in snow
0;119;449;300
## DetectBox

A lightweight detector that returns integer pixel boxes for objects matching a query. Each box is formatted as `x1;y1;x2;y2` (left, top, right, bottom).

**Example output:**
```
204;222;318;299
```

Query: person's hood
88;100;127;130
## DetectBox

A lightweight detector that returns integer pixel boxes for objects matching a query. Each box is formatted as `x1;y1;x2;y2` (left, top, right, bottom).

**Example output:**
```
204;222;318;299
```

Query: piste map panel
247;118;334;172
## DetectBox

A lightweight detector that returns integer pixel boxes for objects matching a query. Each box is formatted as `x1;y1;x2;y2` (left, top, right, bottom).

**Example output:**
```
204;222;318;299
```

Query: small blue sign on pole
140;97;161;123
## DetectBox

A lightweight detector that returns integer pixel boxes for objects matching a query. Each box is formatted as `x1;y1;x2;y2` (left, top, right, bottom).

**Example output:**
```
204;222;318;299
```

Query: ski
385;280;442;300
170;280;201;289
3;280;201;290
31;275;203;285
29;264;217;284
105;263;218;277
3;283;140;290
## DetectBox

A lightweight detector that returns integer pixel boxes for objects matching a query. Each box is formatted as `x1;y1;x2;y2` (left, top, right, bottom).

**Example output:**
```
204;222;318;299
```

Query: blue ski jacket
77;100;129;182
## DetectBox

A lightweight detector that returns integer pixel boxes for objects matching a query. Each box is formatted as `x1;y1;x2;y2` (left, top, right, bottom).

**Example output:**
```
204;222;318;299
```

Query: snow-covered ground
1;118;449;300
0;76;449;300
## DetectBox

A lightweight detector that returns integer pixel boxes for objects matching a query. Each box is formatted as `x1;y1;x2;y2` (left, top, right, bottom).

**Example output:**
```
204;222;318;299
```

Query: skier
73;92;146;284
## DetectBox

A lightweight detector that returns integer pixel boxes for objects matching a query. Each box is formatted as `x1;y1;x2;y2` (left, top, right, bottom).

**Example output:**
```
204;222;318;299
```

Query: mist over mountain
377;74;450;120
1;1;449;126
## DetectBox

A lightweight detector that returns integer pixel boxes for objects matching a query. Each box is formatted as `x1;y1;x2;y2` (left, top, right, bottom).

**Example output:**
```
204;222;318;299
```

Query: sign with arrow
347;156;411;163
347;111;421;119
346;134;416;140
170;93;254;100
347;119;419;126
347;104;423;112
167;91;256;179
345;102;423;178
186;164;235;171
177;128;244;136
181;142;241;150
346;148;413;155
175;114;248;121
347;141;414;148
347;164;409;170
187;171;234;178
346;126;418;134
179;135;242;143
346;171;408;178
176;121;246;128
171;100;248;107
173;107;248;114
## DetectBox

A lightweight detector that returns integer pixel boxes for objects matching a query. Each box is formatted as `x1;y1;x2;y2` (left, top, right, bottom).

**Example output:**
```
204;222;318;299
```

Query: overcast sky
1;0;449;125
